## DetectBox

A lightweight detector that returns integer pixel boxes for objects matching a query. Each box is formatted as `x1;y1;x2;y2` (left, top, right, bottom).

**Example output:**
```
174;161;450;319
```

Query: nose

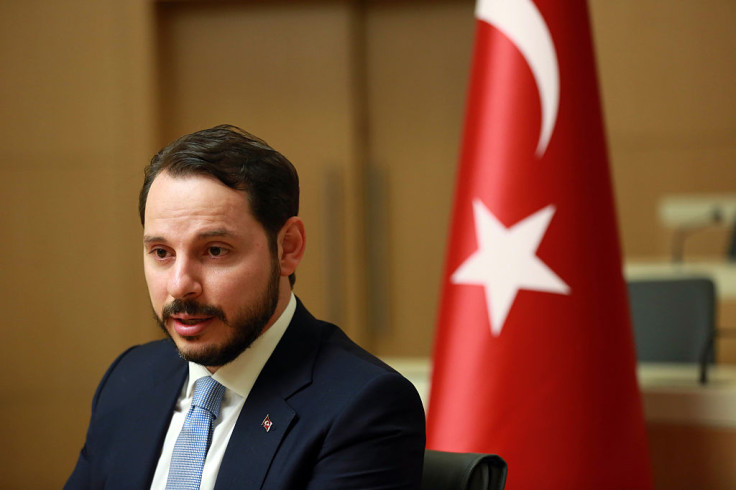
167;256;203;300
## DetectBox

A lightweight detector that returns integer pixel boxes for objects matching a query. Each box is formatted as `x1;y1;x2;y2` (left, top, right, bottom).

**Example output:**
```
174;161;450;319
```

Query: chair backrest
422;450;507;490
627;276;716;363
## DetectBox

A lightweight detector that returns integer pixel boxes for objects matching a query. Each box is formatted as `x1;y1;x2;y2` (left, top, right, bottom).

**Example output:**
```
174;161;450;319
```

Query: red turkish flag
426;1;652;488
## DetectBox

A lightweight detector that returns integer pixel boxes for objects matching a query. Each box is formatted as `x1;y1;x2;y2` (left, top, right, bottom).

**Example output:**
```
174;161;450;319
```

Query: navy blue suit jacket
66;300;426;489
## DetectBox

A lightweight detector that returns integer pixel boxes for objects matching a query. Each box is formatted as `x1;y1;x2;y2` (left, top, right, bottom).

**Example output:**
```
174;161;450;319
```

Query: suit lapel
215;301;322;489
105;355;187;489
213;392;296;489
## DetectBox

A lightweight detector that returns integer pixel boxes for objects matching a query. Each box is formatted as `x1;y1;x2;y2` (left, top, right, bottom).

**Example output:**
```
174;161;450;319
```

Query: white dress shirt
150;294;296;490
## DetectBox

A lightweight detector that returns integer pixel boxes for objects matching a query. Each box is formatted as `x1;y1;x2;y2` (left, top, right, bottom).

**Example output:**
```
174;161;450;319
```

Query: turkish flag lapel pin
261;414;273;432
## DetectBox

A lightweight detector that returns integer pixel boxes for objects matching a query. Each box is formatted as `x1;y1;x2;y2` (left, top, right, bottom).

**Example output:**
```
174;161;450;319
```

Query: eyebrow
142;229;234;244
143;235;166;244
199;229;233;239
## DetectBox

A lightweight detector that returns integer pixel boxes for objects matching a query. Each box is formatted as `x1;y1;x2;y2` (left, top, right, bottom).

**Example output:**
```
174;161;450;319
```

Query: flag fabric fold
426;0;652;488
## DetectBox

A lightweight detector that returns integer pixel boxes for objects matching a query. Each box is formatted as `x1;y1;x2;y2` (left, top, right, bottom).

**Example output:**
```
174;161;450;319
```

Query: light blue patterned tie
166;376;226;490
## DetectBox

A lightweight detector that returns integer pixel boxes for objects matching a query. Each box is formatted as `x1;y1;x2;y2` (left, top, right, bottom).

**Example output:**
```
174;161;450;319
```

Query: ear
277;216;306;277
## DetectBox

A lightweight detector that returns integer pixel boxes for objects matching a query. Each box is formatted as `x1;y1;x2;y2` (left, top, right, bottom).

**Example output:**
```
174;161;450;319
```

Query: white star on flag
451;199;570;336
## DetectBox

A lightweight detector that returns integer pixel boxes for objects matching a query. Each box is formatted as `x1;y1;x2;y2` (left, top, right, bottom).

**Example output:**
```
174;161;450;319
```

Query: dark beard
154;258;281;368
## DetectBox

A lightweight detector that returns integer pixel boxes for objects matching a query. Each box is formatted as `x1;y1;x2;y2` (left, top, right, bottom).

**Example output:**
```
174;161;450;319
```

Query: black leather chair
422;450;507;490
627;276;716;382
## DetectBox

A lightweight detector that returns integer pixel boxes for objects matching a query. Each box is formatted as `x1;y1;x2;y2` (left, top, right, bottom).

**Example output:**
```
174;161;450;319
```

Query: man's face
143;171;281;369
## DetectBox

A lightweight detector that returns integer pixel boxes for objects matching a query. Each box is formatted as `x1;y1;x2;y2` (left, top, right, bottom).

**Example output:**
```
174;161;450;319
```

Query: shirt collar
186;293;296;399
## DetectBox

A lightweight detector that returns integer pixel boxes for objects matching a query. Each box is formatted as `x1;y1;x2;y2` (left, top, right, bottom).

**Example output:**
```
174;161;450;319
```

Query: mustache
162;299;227;323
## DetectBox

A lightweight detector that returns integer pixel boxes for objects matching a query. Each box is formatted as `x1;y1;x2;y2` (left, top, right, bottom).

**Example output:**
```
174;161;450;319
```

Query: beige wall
1;1;735;488
0;1;156;487
591;1;736;258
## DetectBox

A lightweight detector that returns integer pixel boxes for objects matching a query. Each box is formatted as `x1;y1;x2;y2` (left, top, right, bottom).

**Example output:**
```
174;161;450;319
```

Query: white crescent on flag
476;0;559;157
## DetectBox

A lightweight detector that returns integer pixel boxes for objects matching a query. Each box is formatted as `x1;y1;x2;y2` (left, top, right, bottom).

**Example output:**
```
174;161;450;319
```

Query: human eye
149;247;172;260
207;246;230;258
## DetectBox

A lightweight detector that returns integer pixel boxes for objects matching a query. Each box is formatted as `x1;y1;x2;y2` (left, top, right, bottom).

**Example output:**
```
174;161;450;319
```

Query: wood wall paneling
364;1;474;356
0;1;156;488
589;0;736;258
155;1;368;344
2;0;736;487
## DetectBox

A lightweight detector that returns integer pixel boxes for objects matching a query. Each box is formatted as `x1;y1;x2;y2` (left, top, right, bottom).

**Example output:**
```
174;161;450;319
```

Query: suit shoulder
271;300;423;412
288;301;399;381
312;321;421;400
312;321;384;368
92;339;183;407
104;338;180;376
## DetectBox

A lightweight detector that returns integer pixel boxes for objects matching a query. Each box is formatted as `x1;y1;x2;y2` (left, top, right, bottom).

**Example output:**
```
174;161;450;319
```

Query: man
66;125;426;489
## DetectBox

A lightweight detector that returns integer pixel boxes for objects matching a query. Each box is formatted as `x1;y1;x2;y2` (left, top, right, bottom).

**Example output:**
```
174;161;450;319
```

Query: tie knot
191;376;225;418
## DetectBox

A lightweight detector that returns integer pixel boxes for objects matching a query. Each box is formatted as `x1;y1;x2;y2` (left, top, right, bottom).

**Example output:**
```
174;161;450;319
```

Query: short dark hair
139;124;300;286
